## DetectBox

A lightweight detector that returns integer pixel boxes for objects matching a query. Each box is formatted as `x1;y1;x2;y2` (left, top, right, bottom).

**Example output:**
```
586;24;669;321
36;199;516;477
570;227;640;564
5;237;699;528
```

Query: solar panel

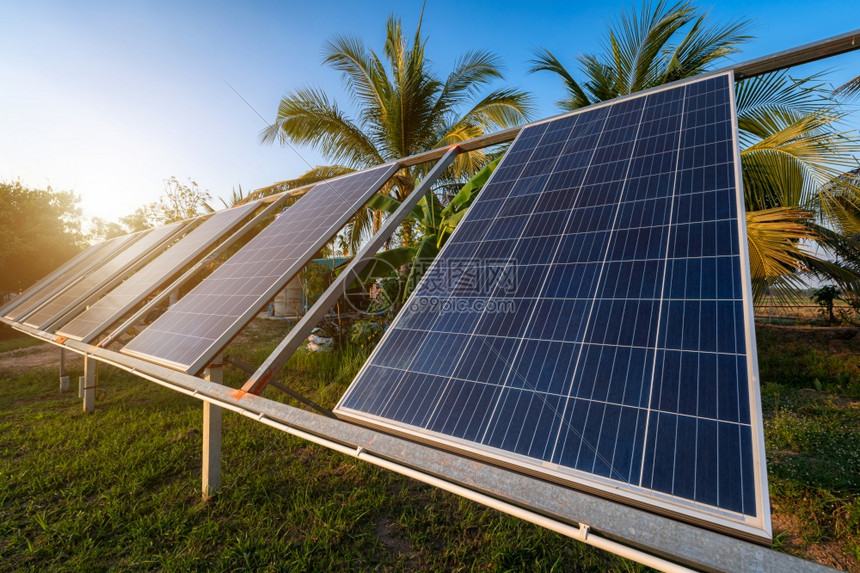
5;233;142;322
57;202;260;343
336;73;770;540
23;222;186;331
122;164;398;374
0;241;110;318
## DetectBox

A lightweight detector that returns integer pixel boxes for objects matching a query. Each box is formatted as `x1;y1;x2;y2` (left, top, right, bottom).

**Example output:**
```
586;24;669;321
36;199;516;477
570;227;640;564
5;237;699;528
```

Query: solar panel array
5;233;142;322
24;222;185;331
0;241;109;318
337;73;769;539
122;164;397;374
58;202;259;343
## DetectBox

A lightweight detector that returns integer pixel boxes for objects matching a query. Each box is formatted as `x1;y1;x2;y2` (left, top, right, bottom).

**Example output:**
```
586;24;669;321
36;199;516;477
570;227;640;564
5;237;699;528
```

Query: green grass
756;325;860;397
756;325;860;569
0;336;41;353
0;335;640;572
1;322;858;570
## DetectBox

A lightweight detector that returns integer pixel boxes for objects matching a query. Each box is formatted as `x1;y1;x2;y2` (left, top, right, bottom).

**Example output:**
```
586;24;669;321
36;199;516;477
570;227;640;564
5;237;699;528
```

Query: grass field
0;321;858;571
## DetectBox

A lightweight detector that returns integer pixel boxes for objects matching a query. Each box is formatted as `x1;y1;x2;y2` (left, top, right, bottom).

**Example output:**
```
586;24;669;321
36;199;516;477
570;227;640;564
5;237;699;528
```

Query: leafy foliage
810;285;842;325
530;1;860;301
529;0;751;109
362;159;501;301
90;177;215;241
259;13;531;250
0;181;84;294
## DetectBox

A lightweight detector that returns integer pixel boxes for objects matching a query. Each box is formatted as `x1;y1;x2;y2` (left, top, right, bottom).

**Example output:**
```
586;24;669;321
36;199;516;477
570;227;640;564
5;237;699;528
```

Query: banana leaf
342;246;416;289
441;156;501;217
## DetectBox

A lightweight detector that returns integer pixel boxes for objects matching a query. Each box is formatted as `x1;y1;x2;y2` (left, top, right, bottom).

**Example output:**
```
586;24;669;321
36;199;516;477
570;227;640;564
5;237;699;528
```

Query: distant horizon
1;1;857;225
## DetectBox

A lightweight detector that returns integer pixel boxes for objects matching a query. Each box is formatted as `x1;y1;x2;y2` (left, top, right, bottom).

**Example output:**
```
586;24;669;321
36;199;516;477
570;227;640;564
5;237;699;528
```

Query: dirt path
0;342;82;372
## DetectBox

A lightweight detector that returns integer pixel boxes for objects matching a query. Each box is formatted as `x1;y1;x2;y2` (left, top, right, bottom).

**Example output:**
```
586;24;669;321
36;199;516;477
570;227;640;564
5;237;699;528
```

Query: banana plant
351;158;501;301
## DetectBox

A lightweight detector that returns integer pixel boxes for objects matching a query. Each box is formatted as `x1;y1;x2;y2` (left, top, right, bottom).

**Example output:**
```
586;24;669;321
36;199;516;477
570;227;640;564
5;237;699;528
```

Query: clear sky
1;0;858;224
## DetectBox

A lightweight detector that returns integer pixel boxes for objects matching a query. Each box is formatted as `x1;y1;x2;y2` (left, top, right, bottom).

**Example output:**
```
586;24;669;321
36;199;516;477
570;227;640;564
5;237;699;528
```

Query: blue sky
1;0;858;223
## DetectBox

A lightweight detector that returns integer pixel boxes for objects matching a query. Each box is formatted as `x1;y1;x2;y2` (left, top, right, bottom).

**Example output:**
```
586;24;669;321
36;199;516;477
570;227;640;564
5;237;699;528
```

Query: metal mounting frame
3;322;833;573
4;29;859;572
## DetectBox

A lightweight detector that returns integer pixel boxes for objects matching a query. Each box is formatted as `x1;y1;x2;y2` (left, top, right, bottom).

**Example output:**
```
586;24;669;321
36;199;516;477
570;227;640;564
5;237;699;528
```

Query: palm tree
836;74;860;99
530;0;752;109
259;13;532;248
530;1;860;300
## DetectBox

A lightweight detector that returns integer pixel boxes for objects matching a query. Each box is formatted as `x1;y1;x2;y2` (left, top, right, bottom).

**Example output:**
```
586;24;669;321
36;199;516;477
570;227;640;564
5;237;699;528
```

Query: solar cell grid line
121;163;399;375
6;232;143;323
0;240;112;318
336;72;771;541
57;202;260;343
23;222;186;331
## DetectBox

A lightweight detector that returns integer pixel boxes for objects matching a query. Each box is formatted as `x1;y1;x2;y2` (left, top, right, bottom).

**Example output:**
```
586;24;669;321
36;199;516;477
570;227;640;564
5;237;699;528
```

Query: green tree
529;0;751;108
91;177;214;240
811;285;841;324
530;1;860;300
259;13;532;248
0;181;84;294
145;176;214;226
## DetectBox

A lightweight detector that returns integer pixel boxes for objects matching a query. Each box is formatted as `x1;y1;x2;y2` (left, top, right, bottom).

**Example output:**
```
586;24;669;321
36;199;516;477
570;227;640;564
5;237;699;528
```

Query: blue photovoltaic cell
121;164;396;374
57;202;259;343
337;73;769;539
23;223;185;331
0;241;109;318
4;233;140;322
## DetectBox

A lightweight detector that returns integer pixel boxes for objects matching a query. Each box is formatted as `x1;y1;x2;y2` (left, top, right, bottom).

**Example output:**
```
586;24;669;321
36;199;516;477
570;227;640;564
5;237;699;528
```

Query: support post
82;356;97;413
169;290;178;306
202;355;223;498
239;147;460;396
59;348;69;392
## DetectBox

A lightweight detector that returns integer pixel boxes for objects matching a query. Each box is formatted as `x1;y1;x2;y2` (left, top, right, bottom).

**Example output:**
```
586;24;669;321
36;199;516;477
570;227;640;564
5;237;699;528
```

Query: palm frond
248;165;356;199
322;34;390;115
260;87;383;168
835;74;860;99
528;48;593;110
745;207;820;302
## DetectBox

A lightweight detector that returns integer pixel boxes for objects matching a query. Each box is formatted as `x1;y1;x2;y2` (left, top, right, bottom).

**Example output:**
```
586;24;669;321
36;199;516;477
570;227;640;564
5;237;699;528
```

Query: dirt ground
0;342;82;373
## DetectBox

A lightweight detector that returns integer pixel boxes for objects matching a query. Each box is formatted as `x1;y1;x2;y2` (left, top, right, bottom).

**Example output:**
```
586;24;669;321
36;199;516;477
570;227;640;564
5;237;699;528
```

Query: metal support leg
82;356;96;413
169;290;178;306
202;356;223;498
59;348;69;392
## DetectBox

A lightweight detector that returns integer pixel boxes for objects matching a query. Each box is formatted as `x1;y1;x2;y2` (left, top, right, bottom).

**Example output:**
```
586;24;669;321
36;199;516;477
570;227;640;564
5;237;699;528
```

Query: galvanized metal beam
224;354;333;416
729;29;860;81
81;356;96;413
10;231;148;323
238;147;460;396
59;348;69;392
39;221;193;333
181;162;403;377
99;198;285;348
202;355;223;497
9;323;833;573
0;242;106;317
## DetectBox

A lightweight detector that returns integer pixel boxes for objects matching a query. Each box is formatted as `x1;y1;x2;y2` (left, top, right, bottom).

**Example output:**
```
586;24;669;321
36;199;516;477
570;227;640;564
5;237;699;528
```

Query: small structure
270;257;350;318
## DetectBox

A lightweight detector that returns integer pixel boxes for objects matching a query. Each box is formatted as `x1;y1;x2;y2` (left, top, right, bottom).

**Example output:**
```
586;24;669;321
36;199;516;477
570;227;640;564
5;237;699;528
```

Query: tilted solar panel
0;240;109;318
122;164;398;374
57;202;260;343
5;233;142;322
23;222;186;331
336;73;771;541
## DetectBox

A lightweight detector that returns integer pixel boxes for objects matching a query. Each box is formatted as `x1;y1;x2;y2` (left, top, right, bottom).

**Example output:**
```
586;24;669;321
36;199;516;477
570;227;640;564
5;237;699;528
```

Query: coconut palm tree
530;1;860;300
529;0;752;109
836;74;860;99
259;13;532;248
